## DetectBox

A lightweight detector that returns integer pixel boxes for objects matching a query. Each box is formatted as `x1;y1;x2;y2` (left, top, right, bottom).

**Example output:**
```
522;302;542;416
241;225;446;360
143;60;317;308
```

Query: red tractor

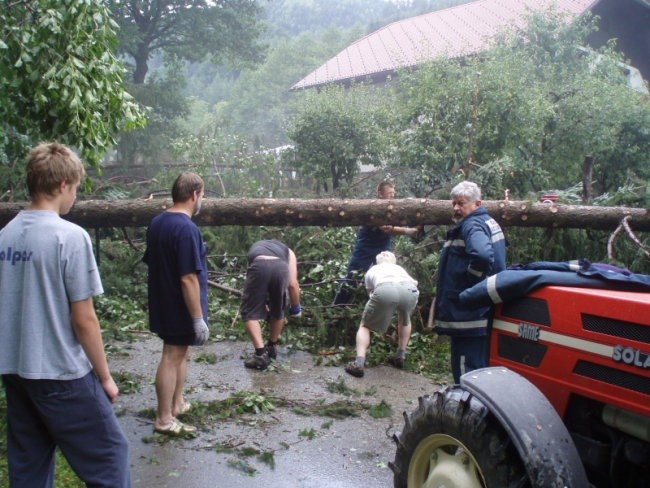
391;285;650;487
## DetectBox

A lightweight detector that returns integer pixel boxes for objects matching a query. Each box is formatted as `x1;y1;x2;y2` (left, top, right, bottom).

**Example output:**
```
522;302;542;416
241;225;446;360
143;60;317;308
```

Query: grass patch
325;376;360;396
227;458;257;476
54;452;85;488
368;400;393;418
299;427;317;440
194;352;218;364
364;385;378;396
310;399;368;419
112;370;142;394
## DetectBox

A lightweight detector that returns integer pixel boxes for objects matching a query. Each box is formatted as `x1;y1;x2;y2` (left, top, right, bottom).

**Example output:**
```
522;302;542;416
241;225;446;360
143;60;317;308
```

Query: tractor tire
391;385;530;488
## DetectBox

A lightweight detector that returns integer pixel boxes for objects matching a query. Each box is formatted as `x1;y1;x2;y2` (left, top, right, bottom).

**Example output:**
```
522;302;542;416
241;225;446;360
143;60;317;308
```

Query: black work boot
344;361;364;378
388;354;404;369
244;350;270;370
265;341;277;360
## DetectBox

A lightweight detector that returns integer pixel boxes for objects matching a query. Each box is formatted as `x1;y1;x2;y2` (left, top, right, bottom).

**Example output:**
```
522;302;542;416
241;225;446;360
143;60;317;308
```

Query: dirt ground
110;336;443;488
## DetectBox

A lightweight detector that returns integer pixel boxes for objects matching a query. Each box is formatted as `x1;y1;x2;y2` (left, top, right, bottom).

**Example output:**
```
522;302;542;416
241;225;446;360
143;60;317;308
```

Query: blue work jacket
434;207;506;336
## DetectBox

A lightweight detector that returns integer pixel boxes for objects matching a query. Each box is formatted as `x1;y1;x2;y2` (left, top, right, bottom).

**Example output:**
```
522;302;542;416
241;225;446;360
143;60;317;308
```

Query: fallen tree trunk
0;198;648;231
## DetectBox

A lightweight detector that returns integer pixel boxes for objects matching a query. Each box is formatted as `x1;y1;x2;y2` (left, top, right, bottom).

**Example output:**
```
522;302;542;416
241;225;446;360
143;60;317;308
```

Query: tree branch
207;280;242;297
622;216;650;260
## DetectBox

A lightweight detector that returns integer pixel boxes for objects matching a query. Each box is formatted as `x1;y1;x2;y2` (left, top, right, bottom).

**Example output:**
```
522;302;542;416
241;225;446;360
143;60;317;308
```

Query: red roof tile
291;0;599;90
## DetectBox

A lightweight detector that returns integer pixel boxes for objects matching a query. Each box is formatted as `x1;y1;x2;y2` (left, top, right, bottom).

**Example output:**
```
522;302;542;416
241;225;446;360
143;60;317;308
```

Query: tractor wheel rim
407;433;486;488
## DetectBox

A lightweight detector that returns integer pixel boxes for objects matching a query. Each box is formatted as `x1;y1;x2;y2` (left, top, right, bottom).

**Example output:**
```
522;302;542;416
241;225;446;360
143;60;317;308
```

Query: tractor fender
460;366;589;488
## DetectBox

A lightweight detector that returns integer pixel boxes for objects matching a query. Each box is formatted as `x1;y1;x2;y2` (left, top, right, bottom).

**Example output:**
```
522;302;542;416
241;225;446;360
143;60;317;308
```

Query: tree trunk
330;161;339;190
582;155;594;204
132;45;149;84
0;198;648;231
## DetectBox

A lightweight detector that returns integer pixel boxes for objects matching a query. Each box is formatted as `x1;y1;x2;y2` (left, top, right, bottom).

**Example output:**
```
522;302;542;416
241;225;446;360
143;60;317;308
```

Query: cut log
0;198;648;231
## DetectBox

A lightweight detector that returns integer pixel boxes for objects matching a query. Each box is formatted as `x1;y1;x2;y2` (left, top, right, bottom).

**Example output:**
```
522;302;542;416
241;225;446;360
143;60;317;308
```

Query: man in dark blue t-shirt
143;172;209;436
333;181;419;306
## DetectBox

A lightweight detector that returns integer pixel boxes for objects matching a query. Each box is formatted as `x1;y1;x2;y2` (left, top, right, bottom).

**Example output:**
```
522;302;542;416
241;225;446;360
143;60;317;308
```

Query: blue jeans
333;273;356;305
2;372;131;488
450;335;488;384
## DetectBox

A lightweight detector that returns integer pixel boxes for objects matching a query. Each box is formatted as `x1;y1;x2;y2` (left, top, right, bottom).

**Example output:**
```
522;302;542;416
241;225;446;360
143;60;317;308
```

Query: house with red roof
291;0;649;91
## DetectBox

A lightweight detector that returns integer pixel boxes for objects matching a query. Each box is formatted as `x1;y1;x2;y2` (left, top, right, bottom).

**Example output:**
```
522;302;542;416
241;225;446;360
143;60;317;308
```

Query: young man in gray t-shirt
0;142;131;487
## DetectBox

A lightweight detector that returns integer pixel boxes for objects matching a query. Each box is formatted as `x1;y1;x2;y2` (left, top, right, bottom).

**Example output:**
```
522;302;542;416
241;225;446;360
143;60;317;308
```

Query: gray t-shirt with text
0;210;103;379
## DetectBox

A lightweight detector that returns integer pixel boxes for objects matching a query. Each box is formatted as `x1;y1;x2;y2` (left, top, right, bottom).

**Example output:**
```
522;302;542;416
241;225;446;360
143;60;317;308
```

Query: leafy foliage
179;0;477;152
144;390;279;430
115;62;189;167
210;28;361;149
112;370;142;394
214;443;275;473
393;9;650;203
287;85;386;193
108;0;267;84
107;0;268;169
299;427;317;439
0;0;145;173
264;0;474;39
6;4;650;486
170;132;286;198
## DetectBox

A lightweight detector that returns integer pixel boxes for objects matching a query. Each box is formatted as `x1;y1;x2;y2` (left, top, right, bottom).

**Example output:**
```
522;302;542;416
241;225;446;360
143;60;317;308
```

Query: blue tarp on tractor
458;259;650;309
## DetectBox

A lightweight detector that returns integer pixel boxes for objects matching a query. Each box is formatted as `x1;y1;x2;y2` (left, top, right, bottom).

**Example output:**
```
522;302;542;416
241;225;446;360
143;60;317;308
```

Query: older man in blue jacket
434;181;506;383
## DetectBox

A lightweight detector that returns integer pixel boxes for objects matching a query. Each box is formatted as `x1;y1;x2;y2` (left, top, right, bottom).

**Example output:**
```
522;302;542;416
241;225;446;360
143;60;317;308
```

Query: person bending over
240;239;301;370
345;251;419;378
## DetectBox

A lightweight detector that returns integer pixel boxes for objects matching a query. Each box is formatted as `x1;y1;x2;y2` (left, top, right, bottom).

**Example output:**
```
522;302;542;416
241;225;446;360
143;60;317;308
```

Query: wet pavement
110;337;441;488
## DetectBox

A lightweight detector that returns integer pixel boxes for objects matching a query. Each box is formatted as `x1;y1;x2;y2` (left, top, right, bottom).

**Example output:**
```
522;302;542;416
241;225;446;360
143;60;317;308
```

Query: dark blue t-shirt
143;212;207;336
347;225;392;273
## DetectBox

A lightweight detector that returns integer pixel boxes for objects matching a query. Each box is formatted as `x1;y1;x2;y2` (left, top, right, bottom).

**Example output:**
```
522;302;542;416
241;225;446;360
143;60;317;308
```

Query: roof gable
291;0;598;90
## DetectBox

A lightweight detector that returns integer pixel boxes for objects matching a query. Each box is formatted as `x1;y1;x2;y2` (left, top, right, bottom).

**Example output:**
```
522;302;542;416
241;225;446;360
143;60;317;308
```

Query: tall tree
115;59;190;167
263;0;474;38
212;27;360;149
108;0;267;84
0;0;145;186
288;85;384;194
393;9;650;202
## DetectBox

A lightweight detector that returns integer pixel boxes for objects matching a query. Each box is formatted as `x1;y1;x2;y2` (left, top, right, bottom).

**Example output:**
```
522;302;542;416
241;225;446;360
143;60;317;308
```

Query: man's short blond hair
26;142;85;197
